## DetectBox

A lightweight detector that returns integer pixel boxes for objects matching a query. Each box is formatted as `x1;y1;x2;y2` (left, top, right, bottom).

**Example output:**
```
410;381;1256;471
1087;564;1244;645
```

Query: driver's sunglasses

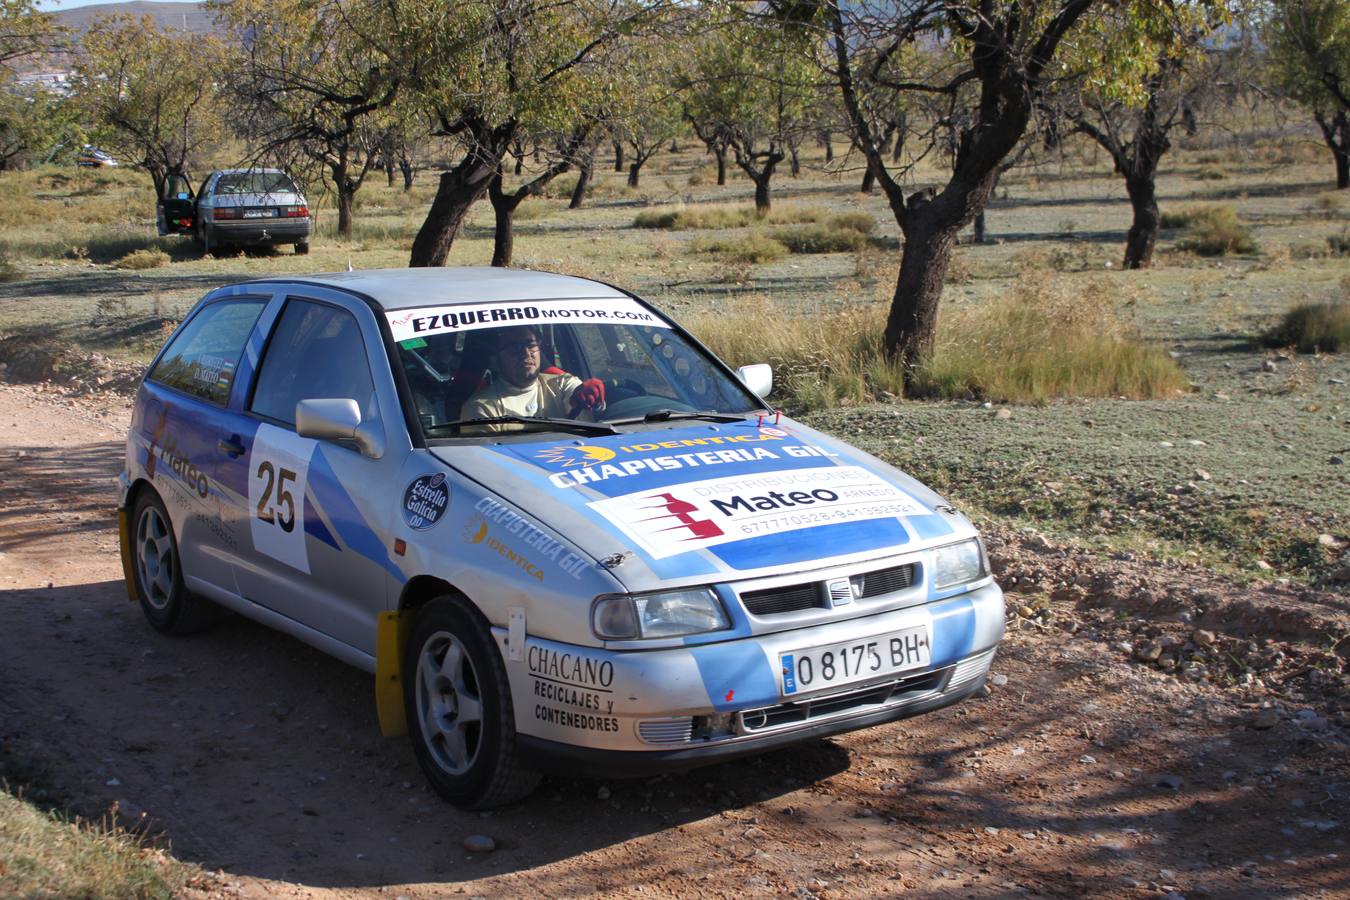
499;339;541;355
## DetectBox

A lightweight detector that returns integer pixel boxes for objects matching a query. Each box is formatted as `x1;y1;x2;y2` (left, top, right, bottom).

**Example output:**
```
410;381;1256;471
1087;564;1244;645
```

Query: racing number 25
255;460;297;532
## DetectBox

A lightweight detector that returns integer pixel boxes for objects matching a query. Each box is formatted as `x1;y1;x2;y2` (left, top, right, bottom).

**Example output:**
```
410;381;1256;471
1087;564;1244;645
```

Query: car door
214;290;408;657
156;173;197;236
136;295;269;592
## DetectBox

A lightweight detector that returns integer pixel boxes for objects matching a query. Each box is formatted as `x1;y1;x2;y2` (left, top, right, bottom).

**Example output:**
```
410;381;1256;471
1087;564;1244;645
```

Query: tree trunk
1123;172;1160;269
972;211;986;244
790;146;800;177
385;156;395;187
860;165;876;194
337;182;355;236
400;158;415;191
753;174;771;213
408;154;501;267
886;213;959;383
569;155;592;209
613;142;624;172
714;147;726;185
628;158;642;188
1314;113;1349;189
820;131;833;163
489;173;520;267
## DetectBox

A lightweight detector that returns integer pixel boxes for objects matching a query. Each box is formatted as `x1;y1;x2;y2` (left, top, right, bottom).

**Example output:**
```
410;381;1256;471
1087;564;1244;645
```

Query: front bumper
505;580;1004;766
519;647;993;776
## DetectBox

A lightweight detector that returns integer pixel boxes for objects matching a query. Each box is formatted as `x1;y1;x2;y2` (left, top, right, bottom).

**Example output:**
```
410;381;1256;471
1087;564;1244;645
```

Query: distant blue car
118;268;1004;808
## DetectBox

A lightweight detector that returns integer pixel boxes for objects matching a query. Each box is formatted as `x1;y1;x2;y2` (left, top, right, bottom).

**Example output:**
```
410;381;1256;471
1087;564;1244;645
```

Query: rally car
119;268;1004;808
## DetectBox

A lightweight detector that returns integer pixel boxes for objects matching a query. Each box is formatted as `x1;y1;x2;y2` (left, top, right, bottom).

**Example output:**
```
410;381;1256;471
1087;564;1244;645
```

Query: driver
460;325;605;429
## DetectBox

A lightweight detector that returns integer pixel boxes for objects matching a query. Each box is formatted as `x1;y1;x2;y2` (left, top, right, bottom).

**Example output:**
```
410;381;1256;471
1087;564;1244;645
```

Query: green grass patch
688;233;788;263
0;790;191;899
1173;205;1257;256
1264;299;1350;353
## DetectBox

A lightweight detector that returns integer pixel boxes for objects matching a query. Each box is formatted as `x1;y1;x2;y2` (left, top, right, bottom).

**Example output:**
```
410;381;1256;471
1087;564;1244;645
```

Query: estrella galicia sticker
403;473;449;530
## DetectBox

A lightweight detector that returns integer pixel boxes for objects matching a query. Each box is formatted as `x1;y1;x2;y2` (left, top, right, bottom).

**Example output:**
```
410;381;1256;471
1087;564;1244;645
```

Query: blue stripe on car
927;595;976;666
710;518;911;570
308;448;405;583
688;641;779;711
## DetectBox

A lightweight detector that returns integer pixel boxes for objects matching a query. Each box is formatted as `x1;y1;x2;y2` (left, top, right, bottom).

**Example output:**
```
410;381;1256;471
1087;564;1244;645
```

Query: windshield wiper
430;415;618;436
607;410;751;426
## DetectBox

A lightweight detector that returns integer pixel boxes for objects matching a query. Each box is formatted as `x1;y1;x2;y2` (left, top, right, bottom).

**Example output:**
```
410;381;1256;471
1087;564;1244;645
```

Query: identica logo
535;444;617;468
639;492;724;541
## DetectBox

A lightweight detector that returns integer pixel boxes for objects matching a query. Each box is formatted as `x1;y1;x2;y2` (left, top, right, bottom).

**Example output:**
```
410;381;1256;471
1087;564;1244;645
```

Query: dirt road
1;382;1346;898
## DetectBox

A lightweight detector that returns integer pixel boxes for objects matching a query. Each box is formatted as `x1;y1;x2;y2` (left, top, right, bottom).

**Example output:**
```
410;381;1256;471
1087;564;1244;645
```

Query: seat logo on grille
827;578;853;607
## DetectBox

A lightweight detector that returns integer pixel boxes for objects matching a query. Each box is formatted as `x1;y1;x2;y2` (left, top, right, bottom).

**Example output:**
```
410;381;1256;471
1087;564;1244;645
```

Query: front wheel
404;598;540;808
130;490;219;635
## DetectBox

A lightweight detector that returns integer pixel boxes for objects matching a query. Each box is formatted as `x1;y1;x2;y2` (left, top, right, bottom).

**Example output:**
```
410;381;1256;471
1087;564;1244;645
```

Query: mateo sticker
403;473;450;530
588;466;929;559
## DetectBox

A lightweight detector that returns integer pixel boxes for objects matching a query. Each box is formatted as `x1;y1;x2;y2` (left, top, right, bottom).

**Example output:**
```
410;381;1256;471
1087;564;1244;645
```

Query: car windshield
386;298;763;436
215;172;298;195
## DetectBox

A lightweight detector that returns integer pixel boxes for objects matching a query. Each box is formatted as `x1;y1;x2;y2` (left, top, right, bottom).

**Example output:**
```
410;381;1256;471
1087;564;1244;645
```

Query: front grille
856;563;917;598
742;582;821;616
638;717;694;744
739;669;945;733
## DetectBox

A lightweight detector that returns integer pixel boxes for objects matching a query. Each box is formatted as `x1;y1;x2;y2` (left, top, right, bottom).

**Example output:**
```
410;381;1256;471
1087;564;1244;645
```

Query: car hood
211;192;305;207
430;416;974;593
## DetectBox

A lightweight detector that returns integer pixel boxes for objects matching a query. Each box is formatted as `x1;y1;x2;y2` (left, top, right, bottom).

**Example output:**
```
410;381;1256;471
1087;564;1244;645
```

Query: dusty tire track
1;383;1347;898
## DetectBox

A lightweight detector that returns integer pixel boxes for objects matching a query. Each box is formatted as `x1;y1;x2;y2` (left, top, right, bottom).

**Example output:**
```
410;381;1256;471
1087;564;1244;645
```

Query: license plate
242;209;276;218
780;626;930;696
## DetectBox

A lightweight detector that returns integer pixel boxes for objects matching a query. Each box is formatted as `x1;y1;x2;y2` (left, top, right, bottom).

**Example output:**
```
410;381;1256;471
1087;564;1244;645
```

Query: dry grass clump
916;276;1189;403
1327;228;1350;256
1172;205;1257;256
687;297;903;410
689;233;788;263
634;204;846;230
0;791;191;897
1264;298;1350;353
113;248;170;270
1194;163;1227;181
689;277;1187;410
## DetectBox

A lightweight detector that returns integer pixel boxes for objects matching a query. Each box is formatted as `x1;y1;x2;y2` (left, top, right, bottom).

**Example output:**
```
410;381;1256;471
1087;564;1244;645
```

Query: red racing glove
571;378;605;410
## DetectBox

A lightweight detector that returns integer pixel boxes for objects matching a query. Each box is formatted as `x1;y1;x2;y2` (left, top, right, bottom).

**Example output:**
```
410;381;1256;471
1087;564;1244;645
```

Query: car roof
211;168;289;176
258;267;629;311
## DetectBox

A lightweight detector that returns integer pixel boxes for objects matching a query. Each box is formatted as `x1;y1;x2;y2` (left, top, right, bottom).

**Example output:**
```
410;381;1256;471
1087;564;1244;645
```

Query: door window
163;173;193;201
147;299;265;406
250;299;379;430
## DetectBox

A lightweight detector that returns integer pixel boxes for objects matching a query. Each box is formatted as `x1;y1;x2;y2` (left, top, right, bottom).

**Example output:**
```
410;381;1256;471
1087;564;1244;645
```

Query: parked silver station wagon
157;168;312;256
119;268;1005;808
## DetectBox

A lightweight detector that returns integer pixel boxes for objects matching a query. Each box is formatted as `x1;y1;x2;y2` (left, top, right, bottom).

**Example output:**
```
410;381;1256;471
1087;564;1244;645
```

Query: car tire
295;241;310;255
130;489;220;635
404;597;541;809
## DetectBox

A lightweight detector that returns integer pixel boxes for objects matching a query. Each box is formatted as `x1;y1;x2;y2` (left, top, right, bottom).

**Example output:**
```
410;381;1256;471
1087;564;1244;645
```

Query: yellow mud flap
375;610;413;737
118;507;137;602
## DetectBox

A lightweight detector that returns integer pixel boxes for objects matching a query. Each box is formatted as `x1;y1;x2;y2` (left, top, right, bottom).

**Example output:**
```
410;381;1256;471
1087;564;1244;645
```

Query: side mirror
736;363;773;399
296;398;384;459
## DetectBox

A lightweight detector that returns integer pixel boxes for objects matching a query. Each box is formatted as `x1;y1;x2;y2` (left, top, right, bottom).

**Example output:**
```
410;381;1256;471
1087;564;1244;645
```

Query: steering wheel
603;377;648;405
600;394;695;420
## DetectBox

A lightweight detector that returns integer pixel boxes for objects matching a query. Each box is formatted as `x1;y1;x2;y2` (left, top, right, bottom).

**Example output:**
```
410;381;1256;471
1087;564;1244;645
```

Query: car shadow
0;578;851;888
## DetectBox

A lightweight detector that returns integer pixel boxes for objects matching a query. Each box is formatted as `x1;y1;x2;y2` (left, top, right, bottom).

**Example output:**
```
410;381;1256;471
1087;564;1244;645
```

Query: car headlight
932;538;989;590
592;588;730;640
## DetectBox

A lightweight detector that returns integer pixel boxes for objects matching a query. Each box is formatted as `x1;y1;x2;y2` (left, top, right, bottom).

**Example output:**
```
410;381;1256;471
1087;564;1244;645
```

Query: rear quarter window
148;299;266;406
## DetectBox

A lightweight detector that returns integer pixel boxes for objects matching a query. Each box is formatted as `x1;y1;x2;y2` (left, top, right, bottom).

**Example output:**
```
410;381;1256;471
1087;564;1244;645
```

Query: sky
37;0;199;9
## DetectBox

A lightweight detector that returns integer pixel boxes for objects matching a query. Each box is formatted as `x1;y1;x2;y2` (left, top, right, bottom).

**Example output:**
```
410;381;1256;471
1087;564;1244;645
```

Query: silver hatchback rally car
119;268;1004;808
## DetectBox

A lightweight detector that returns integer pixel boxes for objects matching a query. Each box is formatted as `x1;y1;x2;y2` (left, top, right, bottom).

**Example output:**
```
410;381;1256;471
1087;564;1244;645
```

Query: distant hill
53;1;216;35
